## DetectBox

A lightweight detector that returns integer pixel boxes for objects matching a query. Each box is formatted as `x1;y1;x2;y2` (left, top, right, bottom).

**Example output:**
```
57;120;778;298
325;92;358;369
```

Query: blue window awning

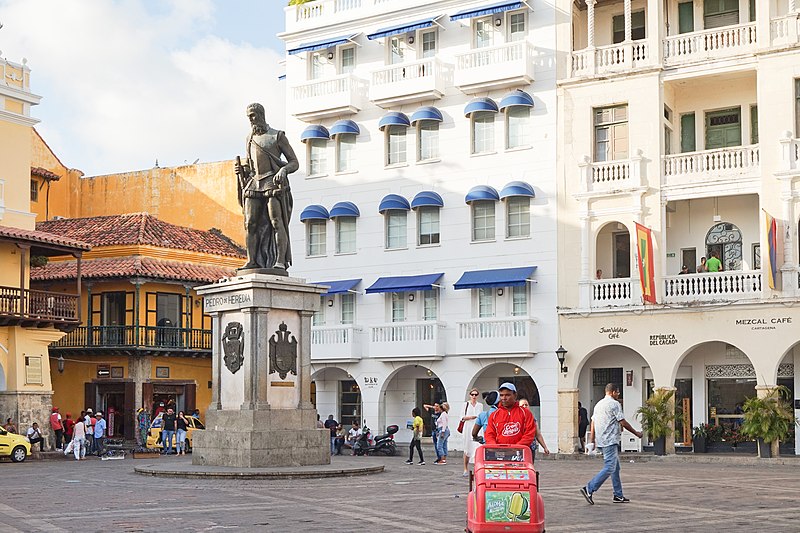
410;106;444;125
499;89;534;110
313;279;361;295
465;185;500;204
330;119;360;137
300;125;330;143
464;97;499;117
330;201;360;218
366;273;444;294
367;17;442;40
411;191;444;209
499;181;535;199
450;1;525;21
378;112;411;130
288;34;358;55
378;194;410;213
299;204;330;221
454;266;536;290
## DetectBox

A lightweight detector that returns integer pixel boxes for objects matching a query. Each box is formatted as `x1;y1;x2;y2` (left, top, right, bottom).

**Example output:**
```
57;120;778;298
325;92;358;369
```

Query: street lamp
555;346;568;374
57;355;65;373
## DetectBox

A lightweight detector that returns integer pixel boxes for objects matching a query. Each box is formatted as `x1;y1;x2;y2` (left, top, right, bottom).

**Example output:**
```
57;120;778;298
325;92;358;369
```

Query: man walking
580;383;643;505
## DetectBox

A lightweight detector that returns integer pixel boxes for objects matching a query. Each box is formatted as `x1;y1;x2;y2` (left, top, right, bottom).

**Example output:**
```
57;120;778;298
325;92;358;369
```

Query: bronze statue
234;103;299;272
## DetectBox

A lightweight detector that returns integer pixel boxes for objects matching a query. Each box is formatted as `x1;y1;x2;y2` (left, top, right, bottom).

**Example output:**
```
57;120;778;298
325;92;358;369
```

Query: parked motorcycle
353;424;398;456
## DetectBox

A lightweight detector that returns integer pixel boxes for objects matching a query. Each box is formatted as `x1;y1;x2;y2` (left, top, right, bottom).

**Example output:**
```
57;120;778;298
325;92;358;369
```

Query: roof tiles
31;257;235;284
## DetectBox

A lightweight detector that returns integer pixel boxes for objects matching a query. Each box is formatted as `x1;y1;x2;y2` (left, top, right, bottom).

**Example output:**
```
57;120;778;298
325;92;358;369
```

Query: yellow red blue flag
635;222;656;304
763;210;777;290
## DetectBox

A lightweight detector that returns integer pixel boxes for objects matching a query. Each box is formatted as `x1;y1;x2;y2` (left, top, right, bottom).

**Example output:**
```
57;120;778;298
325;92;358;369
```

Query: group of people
680;251;724;274
156;407;192;455
318;414;364;455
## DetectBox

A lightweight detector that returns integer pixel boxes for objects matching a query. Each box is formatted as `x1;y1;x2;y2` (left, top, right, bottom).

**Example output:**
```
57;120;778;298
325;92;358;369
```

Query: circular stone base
133;461;384;480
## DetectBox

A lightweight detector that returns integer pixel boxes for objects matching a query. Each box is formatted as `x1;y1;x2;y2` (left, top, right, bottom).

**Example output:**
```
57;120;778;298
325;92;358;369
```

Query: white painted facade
281;0;559;449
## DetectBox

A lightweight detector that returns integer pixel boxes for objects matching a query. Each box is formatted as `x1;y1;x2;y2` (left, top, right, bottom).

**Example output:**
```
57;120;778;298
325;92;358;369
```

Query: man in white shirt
346;421;361;455
580;383;643;505
26;422;45;451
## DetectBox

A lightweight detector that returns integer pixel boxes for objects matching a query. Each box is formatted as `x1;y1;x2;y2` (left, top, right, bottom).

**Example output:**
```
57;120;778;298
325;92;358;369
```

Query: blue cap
498;382;517;393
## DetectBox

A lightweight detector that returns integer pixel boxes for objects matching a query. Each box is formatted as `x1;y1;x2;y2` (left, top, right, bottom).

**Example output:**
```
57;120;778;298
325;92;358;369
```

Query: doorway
592;368;623;410
416;377;446;437
613;233;631;278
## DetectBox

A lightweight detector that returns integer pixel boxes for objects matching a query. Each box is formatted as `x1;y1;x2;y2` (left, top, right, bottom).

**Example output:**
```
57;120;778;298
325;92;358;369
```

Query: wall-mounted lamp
327;51;335;60
408;293;415;302
408;35;415;44
194;298;202;308
426;368;433;377
513;366;520;375
57;355;65;374
497;288;504;297
555;345;568;373
494;18;502;27
328;299;334;307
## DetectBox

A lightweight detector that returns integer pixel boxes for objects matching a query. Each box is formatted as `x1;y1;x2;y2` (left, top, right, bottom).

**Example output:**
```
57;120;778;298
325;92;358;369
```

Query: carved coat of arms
268;322;297;380
222;322;245;374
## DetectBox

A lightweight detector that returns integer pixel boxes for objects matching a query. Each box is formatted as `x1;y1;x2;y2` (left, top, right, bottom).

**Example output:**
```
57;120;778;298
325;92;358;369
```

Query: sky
0;0;287;175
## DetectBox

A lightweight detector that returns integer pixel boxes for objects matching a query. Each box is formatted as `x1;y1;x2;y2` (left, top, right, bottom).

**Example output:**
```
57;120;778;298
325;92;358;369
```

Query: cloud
0;0;284;175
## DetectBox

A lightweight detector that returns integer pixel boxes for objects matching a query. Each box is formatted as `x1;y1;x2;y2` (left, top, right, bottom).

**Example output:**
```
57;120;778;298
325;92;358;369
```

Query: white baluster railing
292;73;356;101
591;278;632;307
664;22;757;64
371;322;437;343
311;325;355;345
372;58;441;86
457;318;530;340
456;41;529;71
663;271;762;302
663;145;759;179
570;41;649;77
335;0;361;12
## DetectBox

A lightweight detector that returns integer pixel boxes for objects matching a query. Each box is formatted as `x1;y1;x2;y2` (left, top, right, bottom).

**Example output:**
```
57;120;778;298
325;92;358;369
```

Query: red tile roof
36;213;244;258
31;257;235;283
0;225;92;251
31;167;61;181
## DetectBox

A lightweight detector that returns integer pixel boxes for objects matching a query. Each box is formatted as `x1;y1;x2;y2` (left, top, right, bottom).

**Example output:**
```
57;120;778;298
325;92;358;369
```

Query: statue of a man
234;103;299;272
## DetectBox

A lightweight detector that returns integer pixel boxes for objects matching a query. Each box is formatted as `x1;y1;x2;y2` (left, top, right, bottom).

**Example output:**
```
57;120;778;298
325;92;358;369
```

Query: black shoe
580;486;594;505
405;459;413;464
613;496;630;503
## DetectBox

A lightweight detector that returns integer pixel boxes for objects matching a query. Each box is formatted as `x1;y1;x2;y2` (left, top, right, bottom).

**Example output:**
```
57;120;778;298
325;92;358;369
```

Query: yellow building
31;213;244;439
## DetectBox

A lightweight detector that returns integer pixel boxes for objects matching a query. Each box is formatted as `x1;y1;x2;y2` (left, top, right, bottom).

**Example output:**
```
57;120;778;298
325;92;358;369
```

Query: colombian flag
635;223;656;304
764;210;778;289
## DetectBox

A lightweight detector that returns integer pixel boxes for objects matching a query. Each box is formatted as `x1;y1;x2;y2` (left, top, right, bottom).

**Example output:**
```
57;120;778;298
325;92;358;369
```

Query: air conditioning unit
52;215;66;220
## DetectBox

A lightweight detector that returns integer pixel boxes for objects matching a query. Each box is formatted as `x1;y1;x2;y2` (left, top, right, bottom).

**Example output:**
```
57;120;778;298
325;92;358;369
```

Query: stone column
755;385;781;457
209;312;222;411
241;308;257;410
656;386;677;454
558;388;579;453
624;0;633;42
255;308;270;410
579;207;592;309
587;0;597;48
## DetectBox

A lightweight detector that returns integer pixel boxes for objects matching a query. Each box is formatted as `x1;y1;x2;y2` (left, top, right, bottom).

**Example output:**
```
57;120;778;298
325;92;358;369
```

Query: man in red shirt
49;407;64;451
484;383;536;446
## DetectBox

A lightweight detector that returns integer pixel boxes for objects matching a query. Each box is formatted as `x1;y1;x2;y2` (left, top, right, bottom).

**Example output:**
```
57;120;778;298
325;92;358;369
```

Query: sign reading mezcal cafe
735;316;792;331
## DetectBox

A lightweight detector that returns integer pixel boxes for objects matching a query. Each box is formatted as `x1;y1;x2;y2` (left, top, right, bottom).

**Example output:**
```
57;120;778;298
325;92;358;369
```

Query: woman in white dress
461;387;483;476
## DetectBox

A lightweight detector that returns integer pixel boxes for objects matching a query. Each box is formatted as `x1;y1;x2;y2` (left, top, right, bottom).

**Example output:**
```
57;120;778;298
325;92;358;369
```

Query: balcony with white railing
569;41;651;78
577;151;645;196
662;145;759;197
290;73;366;121
663;22;757;67
779;135;800;173
286;0;433;33
770;12;800;48
453;317;536;357
311;325;362;362
368;321;445;360
454;41;535;94
588;278;634;308
663;271;762;304
369;58;450;107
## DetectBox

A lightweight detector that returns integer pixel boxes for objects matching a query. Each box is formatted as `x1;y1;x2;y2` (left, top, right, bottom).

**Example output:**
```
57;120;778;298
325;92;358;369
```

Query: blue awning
378;112;411;130
330;201;361;218
367;17;441;40
300;125;330;143
410;106;444;125
450;1;525;21
499;181;535;199
366;273;444;294
454;266;536;290
378;194;410;213
299;205;330;221
313;279;361;295
288;34;358;55
499;89;534;110
465;185;500;204
330;119;360;137
464;97;499;116
411;191;444;209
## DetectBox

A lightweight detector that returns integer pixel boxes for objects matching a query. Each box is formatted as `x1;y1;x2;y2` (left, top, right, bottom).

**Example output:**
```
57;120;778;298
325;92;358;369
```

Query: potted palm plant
692;423;709;453
739;386;797;459
636;389;675;456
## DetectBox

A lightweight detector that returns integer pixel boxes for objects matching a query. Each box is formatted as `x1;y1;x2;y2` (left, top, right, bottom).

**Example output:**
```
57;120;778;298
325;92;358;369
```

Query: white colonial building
555;0;800;454
280;0;559;448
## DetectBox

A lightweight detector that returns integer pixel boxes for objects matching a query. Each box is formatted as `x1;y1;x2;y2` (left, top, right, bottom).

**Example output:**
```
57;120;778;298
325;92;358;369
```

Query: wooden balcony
0;286;79;330
50;325;212;357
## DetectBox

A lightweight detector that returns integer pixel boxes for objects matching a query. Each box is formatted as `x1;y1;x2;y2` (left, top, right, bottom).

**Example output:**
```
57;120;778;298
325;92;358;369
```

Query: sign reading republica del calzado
203;291;253;312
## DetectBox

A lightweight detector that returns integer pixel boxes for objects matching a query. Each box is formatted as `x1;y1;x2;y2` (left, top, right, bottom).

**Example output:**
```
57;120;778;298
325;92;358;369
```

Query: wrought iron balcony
50;325;212;356
0;286;79;330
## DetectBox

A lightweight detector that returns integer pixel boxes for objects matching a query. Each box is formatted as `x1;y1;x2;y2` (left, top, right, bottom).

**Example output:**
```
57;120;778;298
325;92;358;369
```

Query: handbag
456;403;468;434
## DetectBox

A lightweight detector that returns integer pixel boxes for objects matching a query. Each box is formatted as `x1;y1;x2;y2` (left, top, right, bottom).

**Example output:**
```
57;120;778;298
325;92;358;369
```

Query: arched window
705;222;742;271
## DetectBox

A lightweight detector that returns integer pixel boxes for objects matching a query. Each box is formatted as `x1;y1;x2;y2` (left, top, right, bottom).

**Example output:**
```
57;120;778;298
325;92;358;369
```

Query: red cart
466;444;545;533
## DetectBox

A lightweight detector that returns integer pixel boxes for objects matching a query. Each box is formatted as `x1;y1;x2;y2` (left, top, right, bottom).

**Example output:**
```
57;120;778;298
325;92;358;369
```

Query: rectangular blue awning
366;273;444;294
450;1;525;21
288;34;358;55
313;279;361;295
367;17;441;40
453;266;536;290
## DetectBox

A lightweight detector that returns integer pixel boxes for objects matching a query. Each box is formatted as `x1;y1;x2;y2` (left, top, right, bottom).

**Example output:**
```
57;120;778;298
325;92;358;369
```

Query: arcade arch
595;221;631;280
311;366;362;428
379;364;444;439
467;362;541;422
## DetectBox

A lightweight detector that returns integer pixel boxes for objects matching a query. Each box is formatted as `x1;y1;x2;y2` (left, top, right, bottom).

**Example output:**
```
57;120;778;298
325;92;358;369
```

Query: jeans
432;430;440;460
92;436;104;455
330;436;337;454
162;430;175;454
587;444;623;498
409;439;424;462
334;438;344;455
29;436;44;451
435;428;450;459
73;438;86;460
54;428;64;449
176;429;187;453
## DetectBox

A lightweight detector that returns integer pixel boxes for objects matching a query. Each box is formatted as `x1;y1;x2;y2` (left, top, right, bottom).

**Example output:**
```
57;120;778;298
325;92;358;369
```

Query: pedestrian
405;407;425;465
580;383;643;505
5;417;17;433
191;409;201;420
71;417;86;460
50;407;64;450
706;250;722;272
84;409;94;452
92;412;107;456
578;401;589;452
26;422;45;451
64;413;75;443
161;407;177;455
423;402;442;462
346;421;361;454
485;383;535;447
333;424;346;455
316;414;324;429
435;402;451;465
471;391;499;452
136;408;150;448
176;411;189;455
461;388;483;476
323;414;338;454
518;398;550;461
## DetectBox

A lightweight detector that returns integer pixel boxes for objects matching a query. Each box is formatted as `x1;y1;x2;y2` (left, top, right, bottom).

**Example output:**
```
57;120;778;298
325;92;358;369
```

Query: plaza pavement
1;453;799;532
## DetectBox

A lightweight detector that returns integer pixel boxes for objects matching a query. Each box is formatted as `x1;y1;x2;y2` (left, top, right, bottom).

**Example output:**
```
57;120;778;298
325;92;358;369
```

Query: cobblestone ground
1;454;798;532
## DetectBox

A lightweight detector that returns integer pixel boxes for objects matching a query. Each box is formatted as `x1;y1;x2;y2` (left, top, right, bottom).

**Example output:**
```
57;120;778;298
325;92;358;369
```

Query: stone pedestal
192;274;329;468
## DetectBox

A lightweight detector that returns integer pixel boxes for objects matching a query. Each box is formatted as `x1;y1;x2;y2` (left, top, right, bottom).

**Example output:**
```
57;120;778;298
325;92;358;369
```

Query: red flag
635;223;656;304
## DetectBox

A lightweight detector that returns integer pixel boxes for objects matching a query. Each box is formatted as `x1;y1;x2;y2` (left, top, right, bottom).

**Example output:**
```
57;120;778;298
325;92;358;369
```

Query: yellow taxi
146;413;204;452
0;426;31;462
